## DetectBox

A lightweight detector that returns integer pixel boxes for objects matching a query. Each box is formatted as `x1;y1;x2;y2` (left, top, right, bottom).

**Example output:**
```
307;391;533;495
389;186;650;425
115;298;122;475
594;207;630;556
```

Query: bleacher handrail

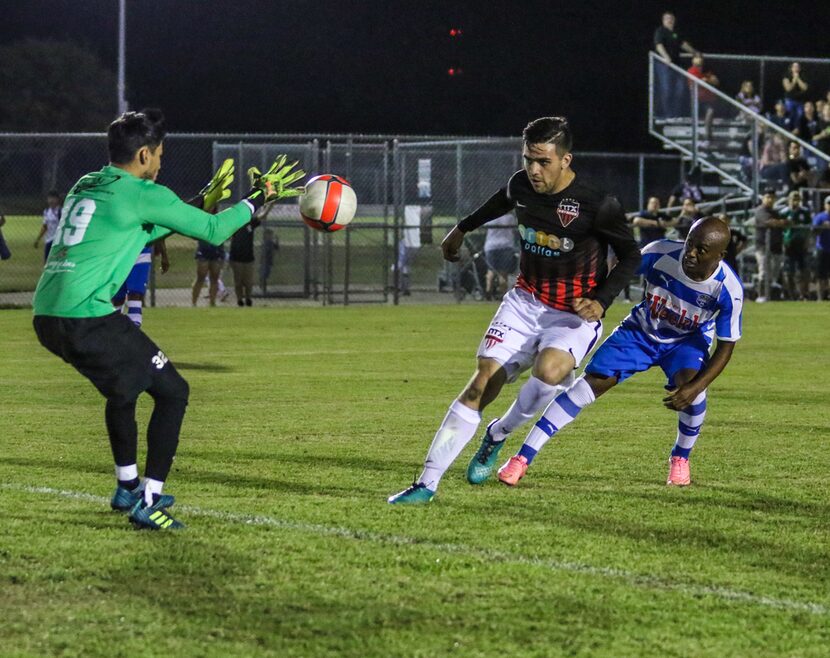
683;52;830;65
649;51;830;165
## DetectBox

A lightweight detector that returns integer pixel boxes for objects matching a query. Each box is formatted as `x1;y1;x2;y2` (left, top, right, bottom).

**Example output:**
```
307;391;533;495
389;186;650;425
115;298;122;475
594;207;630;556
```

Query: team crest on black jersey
557;198;580;227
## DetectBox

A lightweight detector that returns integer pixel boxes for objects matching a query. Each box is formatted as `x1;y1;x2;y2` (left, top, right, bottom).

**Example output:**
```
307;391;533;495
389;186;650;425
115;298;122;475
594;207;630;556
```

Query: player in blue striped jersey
497;216;742;487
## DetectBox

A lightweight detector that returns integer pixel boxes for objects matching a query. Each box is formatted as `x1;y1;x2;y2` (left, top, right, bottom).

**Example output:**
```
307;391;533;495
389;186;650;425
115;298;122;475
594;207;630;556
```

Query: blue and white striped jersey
624;240;743;344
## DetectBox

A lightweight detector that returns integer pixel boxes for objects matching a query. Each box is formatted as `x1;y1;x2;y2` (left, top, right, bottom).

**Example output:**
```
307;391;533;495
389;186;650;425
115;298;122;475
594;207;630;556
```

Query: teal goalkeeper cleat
466;421;507;485
387;482;435;505
110;484;175;512
128;498;185;530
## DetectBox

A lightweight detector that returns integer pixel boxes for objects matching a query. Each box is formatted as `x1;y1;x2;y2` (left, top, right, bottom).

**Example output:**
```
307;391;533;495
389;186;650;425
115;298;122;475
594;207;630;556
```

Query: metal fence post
382;141;390;303
343;139;351;305
455;143;463;222
392;140;401;305
638;154;645;210
691;79;699;167
149;262;156;307
759;58;765;108
751;120;760;203
648;53;655;131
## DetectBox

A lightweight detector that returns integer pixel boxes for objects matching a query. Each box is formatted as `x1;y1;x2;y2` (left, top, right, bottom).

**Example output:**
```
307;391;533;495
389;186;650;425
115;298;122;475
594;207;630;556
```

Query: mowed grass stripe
5;482;827;617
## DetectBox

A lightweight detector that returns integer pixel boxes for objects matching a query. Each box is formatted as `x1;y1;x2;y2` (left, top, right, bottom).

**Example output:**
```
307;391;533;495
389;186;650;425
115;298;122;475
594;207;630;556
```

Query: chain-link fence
0;133;686;307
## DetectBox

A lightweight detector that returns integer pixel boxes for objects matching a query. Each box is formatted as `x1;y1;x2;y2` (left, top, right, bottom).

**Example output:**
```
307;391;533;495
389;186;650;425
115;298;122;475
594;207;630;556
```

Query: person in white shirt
33;190;62;262
483;212;518;300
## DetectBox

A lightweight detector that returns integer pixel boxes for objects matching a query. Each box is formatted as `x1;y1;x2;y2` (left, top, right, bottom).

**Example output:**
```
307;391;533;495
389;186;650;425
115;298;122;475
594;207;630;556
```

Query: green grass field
1;303;829;657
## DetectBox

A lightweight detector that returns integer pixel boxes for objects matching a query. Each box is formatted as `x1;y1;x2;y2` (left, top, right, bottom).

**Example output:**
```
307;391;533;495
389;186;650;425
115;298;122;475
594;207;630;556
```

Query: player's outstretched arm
456;188;514;235
591;196;642;310
663;340;736;410
141;155;304;246
441;227;465;262
445;187;515;262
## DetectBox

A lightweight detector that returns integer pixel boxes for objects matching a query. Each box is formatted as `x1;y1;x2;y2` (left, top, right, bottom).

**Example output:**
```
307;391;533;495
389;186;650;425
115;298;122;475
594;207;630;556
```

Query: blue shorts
114;261;151;301
585;323;710;388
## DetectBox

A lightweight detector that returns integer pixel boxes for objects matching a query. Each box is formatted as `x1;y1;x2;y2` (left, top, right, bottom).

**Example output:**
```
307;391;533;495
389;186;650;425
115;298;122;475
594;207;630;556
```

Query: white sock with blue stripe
126;300;143;327
672;390;706;458
418;400;481;491
517;377;596;463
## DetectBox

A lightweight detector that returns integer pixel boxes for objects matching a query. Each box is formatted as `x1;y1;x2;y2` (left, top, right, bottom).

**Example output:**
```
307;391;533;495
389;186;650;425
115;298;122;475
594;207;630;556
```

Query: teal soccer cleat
111;484;175;512
128;498;185;530
387;482;435;505
466;421;507;485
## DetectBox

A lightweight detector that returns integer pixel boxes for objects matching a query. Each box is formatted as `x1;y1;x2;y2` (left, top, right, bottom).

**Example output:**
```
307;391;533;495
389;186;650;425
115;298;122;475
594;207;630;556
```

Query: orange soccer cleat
497;455;529;486
666;455;691;486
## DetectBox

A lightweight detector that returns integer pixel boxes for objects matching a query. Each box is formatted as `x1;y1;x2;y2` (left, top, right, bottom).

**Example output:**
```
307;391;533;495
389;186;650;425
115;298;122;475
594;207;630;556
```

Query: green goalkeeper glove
200;158;235;211
247;155;306;202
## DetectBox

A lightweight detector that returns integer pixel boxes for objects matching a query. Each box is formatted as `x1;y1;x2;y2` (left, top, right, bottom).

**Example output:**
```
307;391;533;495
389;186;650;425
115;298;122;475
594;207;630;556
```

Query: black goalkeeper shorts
33;312;184;403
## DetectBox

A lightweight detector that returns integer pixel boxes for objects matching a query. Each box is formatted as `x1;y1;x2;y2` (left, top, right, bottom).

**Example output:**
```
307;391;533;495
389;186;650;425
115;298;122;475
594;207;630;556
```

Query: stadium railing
648;51;830;202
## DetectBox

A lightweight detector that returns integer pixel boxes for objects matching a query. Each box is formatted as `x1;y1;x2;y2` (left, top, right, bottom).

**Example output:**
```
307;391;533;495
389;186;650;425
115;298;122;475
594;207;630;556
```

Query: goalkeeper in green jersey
32;109;305;530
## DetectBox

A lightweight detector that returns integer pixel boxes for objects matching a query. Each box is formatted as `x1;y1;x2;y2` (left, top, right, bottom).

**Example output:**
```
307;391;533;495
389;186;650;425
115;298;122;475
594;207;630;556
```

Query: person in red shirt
687;54;720;142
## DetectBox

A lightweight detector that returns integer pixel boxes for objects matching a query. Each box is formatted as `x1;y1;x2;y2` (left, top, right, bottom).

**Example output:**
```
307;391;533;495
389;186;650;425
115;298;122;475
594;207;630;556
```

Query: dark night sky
3;1;830;151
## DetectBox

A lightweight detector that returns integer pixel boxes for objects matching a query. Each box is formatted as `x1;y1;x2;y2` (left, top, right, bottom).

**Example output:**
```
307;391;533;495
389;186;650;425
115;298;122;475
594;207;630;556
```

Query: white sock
115;464;138;482
523;377;596;453
418;400;481;491
490;375;566;441
143;478;164;505
126;300;143;327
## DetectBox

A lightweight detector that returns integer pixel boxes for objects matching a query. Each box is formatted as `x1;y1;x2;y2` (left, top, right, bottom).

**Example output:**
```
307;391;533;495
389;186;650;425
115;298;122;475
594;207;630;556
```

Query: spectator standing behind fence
230;218;261;307
675;197;703;240
754;189;789;303
33;190;62;262
687;54;719;142
632;196;676;247
395;204;425;296
717;213;747;275
782;62;809;124
781;190;812;300
735;81;762;118
813;104;830;155
787;141;812;192
667;166;704;208
259;227;278;291
796;101;819;142
653;11;697;119
482;212;518;301
813;196;830;301
0;213;10;261
768;100;795;133
191;240;225;307
760;133;787;183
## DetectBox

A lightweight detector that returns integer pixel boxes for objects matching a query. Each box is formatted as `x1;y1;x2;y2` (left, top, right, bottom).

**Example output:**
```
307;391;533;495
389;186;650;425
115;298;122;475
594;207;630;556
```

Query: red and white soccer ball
299;174;357;232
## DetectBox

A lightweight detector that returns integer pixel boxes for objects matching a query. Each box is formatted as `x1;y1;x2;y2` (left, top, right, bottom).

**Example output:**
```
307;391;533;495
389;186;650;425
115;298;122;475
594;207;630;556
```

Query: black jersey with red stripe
458;170;640;312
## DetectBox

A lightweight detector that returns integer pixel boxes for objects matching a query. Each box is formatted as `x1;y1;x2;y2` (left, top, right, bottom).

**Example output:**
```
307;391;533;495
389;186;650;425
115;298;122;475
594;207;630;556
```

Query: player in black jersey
389;117;640;504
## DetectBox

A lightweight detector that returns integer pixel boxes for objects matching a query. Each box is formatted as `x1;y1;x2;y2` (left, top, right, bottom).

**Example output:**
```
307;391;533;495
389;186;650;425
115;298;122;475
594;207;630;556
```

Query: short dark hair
522;116;573;155
47;189;60;198
107;108;166;164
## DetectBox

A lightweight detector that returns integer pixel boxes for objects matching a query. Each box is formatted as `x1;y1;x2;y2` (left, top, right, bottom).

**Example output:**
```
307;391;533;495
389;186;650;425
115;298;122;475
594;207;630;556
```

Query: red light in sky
449;28;463;37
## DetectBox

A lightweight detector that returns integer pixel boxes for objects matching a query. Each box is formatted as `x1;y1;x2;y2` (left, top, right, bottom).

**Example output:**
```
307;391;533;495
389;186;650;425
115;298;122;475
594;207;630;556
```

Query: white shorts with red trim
476;288;603;382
